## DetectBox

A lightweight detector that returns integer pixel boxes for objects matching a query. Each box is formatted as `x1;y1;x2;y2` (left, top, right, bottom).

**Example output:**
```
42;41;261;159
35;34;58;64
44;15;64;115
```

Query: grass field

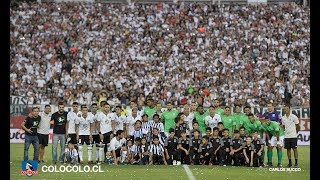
10;144;310;180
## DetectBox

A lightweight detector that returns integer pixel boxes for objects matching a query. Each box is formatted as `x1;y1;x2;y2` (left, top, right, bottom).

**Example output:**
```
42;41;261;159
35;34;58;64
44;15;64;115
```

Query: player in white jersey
114;105;128;137
204;107;222;133
66;102;79;146
183;105;195;137
281;104;300;168
89;103;101;164
37;105;52;163
127;107;142;141
110;130;125;165
75;105;94;164
141;114;152;142
125;101;137;117
95;103;115;164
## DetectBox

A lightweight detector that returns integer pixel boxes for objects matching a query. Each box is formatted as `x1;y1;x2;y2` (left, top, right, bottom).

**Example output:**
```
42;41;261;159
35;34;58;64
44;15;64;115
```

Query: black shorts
115;148;121;157
38;133;49;146
284;138;298;149
92;134;100;144
78;135;91;145
102;131;113;144
68;134;77;144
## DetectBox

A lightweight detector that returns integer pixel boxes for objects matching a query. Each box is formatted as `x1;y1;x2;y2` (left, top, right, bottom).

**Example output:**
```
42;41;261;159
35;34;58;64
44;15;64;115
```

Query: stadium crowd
10;1;310;108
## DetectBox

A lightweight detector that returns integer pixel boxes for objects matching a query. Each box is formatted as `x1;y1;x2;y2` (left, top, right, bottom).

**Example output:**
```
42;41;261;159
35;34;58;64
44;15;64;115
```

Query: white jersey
281;113;299;138
75;114;94;135
114;114;127;132
126;115;142;136
96;112;114;134
37;112;52;134
142;121;152;133
205;114;222;130
149;121;164;133
149;144;164;156
90;112;99;135
110;137;122;151
67;111;79;134
184;113;194;134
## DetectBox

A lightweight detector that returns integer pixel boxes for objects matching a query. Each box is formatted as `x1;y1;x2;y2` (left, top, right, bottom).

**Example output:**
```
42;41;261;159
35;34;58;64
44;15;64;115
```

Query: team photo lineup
23;99;300;168
10;0;309;178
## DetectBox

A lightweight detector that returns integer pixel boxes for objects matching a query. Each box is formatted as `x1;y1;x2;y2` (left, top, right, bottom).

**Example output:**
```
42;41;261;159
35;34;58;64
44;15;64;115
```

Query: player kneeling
198;136;214;166
149;137;167;165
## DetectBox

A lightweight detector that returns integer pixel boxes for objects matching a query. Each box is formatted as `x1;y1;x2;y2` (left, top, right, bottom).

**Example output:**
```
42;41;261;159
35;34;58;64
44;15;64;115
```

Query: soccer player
189;121;202;138
230;130;243;166
110;130;125;165
178;130;191;165
139;137;150;165
219;128;232;166
221;106;234;137
130;137;141;164
205;106;222;134
281;104;300;167
183;105;194;136
143;98;157;121
190;129;202;165
114;105;128;138
51;102;68;164
21;107;41;161
243;113;263;137
213;99;224;115
209;127;221;165
164;128;180;165
232;104;246;133
174;113;189;138
262;102;281;124
243;136;255;167
149;137;167;165
90;103;101;164
252;130;265;167
161;101;179;137
126;107;142;141
150;114;165;137
205;127;213;138
75;105;94;164
156;102;164;117
66;102;79;153
193;105;209;134
198;135;214;165
95;103;115;164
37;105;51;163
64;142;78;164
262;116;285;167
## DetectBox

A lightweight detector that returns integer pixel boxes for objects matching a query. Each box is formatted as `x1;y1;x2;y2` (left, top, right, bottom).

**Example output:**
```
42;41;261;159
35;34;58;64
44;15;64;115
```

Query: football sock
88;144;93;161
121;151;127;163
96;148;99;162
295;159;298;165
267;150;273;164
78;145;83;161
277;149;282;164
289;159;292;164
99;145;105;162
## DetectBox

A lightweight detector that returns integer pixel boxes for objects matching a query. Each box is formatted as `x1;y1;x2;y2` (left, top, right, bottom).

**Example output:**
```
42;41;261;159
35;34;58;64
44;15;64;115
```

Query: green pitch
10;144;310;180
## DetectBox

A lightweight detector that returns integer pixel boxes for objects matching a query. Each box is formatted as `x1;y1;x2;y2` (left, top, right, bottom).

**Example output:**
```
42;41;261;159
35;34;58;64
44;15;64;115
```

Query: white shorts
270;136;285;147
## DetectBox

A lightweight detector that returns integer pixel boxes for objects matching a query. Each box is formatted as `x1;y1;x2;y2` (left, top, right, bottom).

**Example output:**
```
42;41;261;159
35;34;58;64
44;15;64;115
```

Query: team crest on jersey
272;114;275;117
216;139;219;142
257;141;260;144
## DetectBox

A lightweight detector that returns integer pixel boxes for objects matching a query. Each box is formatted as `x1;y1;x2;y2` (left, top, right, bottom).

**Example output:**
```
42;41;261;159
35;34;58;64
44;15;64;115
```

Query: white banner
297;131;310;145
10;129;53;144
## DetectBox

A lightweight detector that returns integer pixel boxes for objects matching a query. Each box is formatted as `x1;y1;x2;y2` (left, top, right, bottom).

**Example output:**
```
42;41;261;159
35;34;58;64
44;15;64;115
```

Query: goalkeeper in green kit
262;116;285;167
